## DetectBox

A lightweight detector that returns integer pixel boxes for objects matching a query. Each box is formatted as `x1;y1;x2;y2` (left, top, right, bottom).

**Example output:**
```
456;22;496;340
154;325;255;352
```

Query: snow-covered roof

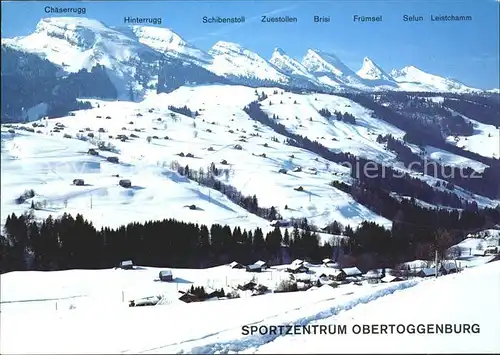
229;261;242;268
322;258;333;264
343;267;362;276
365;270;382;278
159;270;172;276
417;268;436;277
324;262;340;268
329;269;345;277
381;275;400;283
294;273;312;282
287;263;308;271
254;260;267;266
440;261;458;271
404;260;429;269
291;259;304;266
121;260;133;266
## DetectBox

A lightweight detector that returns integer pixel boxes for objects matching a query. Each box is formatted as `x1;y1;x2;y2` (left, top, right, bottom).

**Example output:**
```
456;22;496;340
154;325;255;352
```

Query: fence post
55;302;58;311
122;291;124;303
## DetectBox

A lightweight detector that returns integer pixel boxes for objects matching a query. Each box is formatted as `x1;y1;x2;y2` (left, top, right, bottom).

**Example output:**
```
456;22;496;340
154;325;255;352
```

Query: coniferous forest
2;191;499;274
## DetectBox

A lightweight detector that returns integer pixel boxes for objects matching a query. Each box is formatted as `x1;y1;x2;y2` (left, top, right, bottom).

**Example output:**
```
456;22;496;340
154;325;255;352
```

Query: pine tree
283;229;290;246
253;228;265;254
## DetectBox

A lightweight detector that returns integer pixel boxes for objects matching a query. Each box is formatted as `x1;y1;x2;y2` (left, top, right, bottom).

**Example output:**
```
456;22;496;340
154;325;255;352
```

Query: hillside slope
254;260;500;354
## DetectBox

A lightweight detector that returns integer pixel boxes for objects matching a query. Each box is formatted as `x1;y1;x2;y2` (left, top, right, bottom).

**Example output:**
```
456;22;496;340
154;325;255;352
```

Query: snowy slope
0;263;421;354
391;66;479;93
258;89;406;163
253;261;500;354
118;25;212;64
2;261;498;354
269;48;319;88
2;17;162;98
443;108;500;159
301;49;367;90
206;41;290;86
2;82;498;232
1;85;393;231
0;128;268;231
2;16;487;95
2;17;159;73
404;143;490;172
356;57;398;88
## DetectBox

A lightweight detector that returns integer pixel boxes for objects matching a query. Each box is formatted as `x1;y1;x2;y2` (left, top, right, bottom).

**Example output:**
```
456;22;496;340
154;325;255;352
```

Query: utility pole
90;194;93;209
208;189;211;204
309;192;311;203
434;249;439;278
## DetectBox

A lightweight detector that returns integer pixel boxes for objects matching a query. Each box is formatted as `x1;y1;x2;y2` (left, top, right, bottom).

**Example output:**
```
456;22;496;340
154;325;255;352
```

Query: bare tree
447;246;461;259
434;228;453;259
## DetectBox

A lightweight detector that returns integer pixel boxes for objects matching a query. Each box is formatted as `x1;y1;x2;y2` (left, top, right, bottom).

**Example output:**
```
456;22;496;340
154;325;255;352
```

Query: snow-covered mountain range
2;17;487;100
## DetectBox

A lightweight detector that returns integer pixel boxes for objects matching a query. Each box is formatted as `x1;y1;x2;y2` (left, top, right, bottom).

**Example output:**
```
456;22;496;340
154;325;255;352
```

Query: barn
120;260;134;270
73;179;84;186
343;267;362;278
328;269;347;281
286;263;309;274
178;292;201;303
381;275;403;283
416;268;437;278
159;270;173;282
254;260;268;269
439;262;458;275
237;281;257;291
119;179;132;188
229;261;245;269
246;264;262;273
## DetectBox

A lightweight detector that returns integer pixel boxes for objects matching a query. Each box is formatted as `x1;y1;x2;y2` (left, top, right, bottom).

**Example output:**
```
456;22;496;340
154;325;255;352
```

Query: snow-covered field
445;111;500;160
1;85;400;232
404;144;490;173
1;261;498;354
3;85;497;234
1;85;498;234
252;260;500;354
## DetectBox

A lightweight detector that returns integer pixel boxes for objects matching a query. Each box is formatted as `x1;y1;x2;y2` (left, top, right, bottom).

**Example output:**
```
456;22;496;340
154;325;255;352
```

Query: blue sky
1;0;499;89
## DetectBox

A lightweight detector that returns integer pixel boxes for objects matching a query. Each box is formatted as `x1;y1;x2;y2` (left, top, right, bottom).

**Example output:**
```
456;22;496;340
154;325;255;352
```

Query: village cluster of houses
120;253;497;308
